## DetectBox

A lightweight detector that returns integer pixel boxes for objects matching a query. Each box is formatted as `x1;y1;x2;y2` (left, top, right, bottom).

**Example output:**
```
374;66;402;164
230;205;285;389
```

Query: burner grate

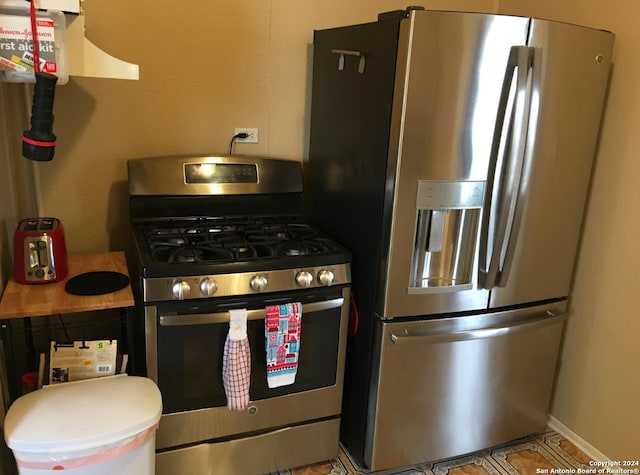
142;218;339;264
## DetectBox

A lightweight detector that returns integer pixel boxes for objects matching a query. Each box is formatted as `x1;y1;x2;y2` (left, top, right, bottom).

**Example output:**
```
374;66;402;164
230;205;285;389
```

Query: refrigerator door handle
389;309;566;345
479;45;538;289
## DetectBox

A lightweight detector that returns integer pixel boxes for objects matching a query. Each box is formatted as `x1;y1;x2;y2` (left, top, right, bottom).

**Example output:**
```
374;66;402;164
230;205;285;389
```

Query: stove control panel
143;264;351;302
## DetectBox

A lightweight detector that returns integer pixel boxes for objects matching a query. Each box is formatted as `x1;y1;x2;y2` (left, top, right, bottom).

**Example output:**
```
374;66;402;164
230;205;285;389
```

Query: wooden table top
0;251;135;319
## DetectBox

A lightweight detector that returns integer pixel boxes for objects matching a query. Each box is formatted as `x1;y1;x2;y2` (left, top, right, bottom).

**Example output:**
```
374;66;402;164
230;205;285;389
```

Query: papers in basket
49;340;117;384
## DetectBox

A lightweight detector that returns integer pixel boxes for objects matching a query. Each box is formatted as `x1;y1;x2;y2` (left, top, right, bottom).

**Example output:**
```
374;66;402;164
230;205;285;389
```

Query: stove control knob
199;278;218;296
250;275;268;292
295;271;313;288
171;280;191;300
317;270;335;286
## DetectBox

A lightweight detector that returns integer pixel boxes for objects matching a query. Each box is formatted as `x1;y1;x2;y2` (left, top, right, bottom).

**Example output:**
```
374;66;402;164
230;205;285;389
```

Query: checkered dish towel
222;309;251;411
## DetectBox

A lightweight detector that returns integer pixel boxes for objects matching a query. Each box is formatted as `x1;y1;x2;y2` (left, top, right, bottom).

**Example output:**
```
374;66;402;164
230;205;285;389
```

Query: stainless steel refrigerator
306;7;614;471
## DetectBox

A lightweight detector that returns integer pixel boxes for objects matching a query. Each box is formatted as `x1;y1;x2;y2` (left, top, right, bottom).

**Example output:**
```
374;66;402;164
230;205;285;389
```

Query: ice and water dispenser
409;180;486;293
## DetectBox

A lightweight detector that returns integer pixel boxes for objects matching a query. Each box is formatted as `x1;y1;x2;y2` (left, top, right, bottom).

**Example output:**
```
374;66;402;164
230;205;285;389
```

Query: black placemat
64;271;130;296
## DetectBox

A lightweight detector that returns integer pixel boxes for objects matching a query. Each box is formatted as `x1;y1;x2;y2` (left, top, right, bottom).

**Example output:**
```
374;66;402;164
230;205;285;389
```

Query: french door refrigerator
306;7;614;471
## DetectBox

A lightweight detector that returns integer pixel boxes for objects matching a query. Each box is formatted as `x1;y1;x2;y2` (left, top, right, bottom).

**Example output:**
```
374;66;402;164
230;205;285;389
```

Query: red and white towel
222;309;251;411
265;302;302;388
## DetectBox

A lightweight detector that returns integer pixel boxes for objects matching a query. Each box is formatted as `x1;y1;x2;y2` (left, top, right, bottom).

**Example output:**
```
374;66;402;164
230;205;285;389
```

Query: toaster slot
38;219;55;231
28;240;50;269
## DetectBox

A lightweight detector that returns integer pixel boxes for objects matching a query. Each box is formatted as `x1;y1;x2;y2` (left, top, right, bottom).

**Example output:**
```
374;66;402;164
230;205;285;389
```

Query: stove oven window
155;289;343;413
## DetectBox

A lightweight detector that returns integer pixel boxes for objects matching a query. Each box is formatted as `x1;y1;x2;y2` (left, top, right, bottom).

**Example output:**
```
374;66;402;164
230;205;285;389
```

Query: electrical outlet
234;128;259;144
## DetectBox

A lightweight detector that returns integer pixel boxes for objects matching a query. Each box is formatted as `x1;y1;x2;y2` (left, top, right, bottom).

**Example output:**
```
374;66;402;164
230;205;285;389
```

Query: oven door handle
158;298;345;326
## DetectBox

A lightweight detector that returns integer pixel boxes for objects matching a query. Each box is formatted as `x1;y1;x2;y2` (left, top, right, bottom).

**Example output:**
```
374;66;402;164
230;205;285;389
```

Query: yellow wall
25;0;497;253
1;0;637;463
498;0;640;460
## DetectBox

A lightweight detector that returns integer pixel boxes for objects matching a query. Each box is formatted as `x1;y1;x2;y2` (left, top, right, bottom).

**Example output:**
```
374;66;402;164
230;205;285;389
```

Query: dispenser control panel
416;180;486;209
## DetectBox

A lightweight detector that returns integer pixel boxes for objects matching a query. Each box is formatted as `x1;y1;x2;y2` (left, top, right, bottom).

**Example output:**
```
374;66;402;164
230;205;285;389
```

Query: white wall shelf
64;13;139;80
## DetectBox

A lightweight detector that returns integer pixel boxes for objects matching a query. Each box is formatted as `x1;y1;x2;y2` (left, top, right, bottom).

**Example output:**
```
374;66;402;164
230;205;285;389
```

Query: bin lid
4;375;162;453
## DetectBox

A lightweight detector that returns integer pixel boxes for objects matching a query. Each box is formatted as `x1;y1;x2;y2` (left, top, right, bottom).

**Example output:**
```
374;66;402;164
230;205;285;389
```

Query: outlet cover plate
234;128;258;144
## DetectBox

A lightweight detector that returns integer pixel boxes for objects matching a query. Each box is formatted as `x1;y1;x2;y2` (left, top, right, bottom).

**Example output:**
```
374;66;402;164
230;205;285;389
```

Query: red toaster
13;218;68;284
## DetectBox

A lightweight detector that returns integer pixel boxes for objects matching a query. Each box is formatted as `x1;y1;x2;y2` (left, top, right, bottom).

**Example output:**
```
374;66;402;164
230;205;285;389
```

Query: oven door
144;285;350;449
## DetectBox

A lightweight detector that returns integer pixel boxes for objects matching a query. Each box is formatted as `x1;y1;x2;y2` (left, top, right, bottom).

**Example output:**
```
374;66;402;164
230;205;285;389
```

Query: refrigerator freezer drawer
366;304;567;470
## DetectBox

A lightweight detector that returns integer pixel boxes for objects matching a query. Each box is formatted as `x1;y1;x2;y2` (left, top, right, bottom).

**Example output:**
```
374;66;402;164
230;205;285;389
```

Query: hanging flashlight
22;72;58;161
22;0;58;161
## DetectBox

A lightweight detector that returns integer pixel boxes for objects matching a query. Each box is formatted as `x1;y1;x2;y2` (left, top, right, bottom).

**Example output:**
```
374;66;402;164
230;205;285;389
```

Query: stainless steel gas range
126;155;351;475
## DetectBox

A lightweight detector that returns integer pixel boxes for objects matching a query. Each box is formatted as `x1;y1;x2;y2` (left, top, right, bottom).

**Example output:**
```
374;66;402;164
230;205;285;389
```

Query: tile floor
268;429;592;475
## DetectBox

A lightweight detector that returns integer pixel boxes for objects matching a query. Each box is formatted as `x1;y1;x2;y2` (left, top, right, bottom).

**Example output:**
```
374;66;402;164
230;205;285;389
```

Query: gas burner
172;248;204;263
151;237;187;247
166;245;235;263
281;243;306;256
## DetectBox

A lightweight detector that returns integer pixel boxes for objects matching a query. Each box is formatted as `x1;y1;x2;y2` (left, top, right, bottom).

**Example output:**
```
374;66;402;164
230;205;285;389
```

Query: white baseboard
547;416;610;462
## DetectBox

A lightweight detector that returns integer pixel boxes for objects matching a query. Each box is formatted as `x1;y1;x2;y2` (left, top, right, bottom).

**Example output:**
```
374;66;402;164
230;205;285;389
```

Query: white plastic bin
4;374;162;474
